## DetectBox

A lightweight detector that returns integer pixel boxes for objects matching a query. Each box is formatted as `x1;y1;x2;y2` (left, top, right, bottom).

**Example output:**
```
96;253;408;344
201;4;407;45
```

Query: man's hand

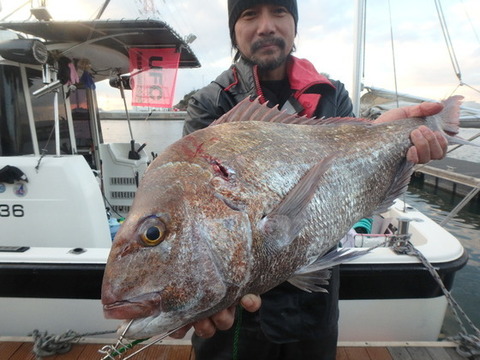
170;294;261;339
374;101;448;164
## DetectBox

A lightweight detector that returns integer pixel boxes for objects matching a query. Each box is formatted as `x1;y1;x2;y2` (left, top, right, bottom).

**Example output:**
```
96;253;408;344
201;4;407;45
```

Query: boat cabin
0;20;200;249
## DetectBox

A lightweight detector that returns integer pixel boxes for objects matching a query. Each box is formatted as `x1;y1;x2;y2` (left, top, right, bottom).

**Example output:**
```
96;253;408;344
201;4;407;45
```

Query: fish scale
101;96;464;339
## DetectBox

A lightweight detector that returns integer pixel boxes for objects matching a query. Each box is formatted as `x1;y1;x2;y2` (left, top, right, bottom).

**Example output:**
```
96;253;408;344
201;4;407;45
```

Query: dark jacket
184;56;352;343
184;56;354;136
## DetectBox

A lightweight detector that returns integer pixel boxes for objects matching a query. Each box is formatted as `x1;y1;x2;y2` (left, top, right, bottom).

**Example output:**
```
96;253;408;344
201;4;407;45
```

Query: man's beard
242;37;289;72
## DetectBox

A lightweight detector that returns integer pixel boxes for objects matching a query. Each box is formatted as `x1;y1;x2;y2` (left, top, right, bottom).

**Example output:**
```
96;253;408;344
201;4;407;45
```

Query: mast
352;0;366;116
95;0;111;19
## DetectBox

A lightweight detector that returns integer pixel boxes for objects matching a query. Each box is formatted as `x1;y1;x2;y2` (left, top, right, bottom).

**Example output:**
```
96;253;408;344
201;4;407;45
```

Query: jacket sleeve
312;80;354;119
183;83;223;136
331;80;354;117
183;70;240;136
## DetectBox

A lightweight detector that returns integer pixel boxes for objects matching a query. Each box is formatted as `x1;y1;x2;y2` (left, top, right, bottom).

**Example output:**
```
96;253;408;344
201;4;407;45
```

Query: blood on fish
211;160;230;179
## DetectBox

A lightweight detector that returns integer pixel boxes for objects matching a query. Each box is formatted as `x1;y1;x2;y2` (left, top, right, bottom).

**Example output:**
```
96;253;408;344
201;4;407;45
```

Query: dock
0;340;469;360
413;157;480;200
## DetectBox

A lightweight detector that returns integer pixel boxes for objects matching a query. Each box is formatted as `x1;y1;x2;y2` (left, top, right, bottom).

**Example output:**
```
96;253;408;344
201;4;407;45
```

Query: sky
1;0;479;110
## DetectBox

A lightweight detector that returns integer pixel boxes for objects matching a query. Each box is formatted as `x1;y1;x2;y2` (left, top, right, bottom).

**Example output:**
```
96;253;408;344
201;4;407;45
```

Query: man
174;0;447;359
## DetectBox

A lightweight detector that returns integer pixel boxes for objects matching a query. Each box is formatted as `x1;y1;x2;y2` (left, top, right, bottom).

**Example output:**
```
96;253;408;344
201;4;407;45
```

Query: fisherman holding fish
178;0;448;359
101;0;454;357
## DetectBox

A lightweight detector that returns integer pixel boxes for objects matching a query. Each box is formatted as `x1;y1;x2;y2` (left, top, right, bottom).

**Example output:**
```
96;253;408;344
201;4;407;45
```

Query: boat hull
0;200;468;341
339;296;449;341
338;254;467;341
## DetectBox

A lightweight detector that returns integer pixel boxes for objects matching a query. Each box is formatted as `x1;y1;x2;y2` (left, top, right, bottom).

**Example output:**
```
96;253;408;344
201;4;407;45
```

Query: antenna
30;0;52;21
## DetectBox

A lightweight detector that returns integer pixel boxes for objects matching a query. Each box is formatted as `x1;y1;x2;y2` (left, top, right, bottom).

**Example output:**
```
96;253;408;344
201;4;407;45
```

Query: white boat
0;16;200;339
338;199;467;342
0;5;468;348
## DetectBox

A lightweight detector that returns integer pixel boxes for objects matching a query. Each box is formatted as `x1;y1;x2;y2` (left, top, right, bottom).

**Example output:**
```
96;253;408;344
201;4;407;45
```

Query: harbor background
101;117;480;338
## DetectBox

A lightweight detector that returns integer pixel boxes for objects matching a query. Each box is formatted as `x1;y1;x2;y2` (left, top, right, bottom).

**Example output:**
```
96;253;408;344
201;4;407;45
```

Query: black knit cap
228;0;298;45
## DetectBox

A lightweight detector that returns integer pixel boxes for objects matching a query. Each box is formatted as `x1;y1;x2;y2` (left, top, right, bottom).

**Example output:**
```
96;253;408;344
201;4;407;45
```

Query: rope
31;329;116;359
0;0;31;21
394;242;480;358
459;82;480;95
432;0;480;98
434;0;462;82
35;124;56;172
460;0;480;46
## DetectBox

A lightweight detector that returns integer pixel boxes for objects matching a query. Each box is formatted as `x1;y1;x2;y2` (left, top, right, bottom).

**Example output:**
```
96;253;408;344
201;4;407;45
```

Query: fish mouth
103;292;162;320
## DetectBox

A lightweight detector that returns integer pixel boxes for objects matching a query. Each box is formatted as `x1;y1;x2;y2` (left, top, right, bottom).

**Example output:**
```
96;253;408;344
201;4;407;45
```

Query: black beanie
228;0;298;45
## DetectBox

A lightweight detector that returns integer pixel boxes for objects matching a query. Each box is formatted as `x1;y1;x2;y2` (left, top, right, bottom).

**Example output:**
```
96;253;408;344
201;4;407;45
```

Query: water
450;128;480;163
101;119;480;337
405;182;480;337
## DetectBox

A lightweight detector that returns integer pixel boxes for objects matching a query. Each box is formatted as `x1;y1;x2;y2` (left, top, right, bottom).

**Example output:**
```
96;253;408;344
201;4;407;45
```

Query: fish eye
140;222;167;246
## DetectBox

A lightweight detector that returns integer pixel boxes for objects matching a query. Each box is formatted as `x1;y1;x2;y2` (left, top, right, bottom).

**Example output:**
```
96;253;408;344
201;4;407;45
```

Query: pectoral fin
258;156;334;249
288;247;371;292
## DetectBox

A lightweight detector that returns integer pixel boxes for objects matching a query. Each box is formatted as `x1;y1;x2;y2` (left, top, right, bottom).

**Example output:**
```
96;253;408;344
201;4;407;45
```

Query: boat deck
1;341;467;360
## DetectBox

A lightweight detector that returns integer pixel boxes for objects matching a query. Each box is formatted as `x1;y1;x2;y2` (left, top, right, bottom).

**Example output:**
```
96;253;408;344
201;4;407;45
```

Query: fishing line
115;329;179;360
98;321;182;360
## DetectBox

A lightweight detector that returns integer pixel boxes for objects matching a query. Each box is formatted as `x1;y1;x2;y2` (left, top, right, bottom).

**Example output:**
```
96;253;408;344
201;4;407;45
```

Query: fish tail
426;95;462;135
427;95;477;147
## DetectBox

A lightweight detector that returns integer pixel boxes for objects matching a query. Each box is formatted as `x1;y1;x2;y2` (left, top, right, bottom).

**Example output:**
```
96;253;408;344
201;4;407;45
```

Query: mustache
250;37;286;53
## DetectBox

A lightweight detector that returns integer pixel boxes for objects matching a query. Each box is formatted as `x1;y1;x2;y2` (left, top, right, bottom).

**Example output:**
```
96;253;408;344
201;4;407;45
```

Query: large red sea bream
102;96;465;338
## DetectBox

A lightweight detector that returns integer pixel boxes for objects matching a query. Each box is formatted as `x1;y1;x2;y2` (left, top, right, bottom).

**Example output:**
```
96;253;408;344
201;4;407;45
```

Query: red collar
286;56;335;92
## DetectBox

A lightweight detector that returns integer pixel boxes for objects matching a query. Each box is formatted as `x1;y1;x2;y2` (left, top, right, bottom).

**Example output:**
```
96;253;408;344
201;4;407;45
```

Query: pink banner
129;48;180;108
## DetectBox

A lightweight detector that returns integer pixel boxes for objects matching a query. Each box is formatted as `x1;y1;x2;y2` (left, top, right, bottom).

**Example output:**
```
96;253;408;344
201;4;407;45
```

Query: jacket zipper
252;65;267;103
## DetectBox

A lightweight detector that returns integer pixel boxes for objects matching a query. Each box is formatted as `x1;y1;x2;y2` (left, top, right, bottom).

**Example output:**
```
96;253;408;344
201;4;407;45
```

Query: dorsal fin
211;97;372;126
212;97;301;125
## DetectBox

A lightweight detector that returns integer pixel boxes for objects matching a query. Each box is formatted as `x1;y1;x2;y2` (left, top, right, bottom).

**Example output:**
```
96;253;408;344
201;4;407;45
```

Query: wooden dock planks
0;341;467;360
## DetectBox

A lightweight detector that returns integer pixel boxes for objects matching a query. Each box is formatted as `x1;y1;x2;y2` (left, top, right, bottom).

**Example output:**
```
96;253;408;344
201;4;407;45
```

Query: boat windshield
0;65;35;156
0;65;97;160
0;64;73;157
28;67;71;157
